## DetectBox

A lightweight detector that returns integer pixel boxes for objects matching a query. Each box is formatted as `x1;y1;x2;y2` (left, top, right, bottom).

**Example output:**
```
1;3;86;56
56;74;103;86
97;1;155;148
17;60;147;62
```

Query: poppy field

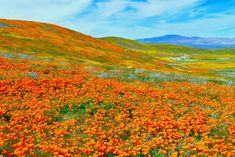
0;56;234;157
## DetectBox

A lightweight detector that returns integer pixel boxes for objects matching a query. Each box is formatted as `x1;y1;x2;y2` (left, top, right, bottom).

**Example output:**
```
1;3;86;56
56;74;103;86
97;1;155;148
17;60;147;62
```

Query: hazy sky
1;0;235;39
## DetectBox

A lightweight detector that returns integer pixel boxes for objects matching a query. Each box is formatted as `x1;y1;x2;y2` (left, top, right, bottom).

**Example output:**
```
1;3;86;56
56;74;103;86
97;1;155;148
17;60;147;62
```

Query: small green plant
209;122;229;138
150;148;166;157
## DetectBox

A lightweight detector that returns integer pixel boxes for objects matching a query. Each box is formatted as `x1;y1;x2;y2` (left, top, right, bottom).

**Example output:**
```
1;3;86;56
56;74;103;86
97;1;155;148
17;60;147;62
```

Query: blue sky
0;0;235;39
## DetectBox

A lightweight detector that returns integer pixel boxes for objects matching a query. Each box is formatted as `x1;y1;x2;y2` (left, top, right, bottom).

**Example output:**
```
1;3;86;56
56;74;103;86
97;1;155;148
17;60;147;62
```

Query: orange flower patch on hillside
0;57;234;156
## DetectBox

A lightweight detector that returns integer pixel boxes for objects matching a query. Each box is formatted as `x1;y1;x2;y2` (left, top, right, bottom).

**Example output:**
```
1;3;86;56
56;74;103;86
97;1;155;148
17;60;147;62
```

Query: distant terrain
137;35;235;48
101;36;235;82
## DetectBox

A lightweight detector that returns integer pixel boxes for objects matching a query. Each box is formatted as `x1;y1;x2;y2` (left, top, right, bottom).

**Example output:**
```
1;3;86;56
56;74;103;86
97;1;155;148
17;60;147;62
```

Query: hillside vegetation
0;56;235;157
1;19;234;81
0;19;156;69
101;37;235;81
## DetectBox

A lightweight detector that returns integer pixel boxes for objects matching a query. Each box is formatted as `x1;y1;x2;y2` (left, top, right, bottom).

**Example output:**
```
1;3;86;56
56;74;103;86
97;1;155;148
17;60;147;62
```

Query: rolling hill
0;19;235;82
136;35;235;48
0;19;157;69
101;37;235;81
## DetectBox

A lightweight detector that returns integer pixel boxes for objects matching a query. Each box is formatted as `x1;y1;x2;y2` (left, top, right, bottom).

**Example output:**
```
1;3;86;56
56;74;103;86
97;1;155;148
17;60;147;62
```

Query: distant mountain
136;35;235;48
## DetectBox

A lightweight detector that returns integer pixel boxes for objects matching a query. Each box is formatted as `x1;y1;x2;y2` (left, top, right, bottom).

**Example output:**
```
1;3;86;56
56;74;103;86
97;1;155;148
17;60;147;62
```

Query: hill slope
0;19;156;69
101;37;235;81
0;19;234;81
137;35;235;48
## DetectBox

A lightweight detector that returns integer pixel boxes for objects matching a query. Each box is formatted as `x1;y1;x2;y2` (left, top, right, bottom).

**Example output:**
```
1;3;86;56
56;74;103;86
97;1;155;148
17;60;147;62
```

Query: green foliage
150;148;166;157
103;152;115;157
57;100;117;122
0;22;12;28
209;122;229;138
135;152;145;157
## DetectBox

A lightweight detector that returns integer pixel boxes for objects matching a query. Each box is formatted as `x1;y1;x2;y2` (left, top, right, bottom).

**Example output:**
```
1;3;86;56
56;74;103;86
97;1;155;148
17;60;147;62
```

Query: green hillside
101;37;235;81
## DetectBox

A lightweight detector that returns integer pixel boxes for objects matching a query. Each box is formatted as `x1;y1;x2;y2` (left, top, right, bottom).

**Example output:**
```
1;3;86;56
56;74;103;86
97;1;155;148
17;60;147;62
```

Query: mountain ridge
136;35;235;48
